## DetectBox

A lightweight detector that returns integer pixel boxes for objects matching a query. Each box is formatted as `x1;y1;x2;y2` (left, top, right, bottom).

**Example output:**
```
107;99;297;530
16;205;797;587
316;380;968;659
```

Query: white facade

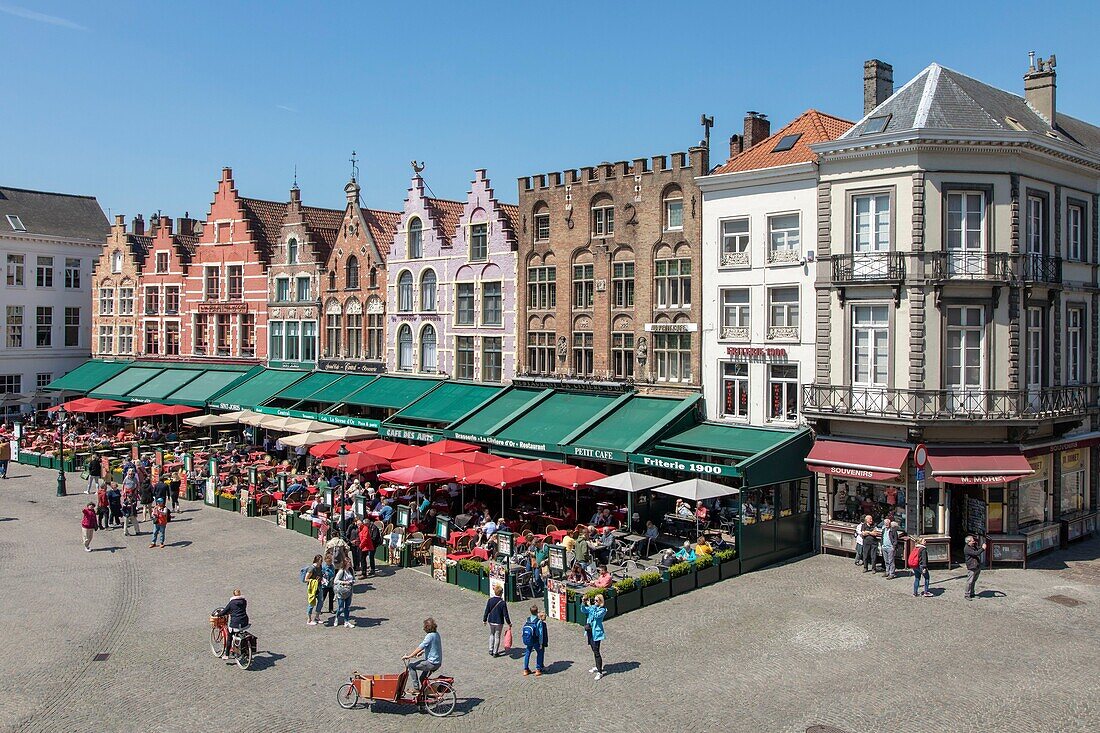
0;229;101;413
698;162;818;426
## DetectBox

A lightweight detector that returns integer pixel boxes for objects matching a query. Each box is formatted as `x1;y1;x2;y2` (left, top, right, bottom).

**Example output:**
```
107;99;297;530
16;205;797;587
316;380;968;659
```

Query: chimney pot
131;214;144;236
863;59;894;115
1024;51;1057;125
743;113;771;149
729;134;744;159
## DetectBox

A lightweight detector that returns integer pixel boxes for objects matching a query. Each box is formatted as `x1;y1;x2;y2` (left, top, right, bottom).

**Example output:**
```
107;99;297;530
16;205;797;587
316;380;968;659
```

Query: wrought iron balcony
832;252;906;282
802;383;1088;423
928;252;1012;282
1021;253;1063;284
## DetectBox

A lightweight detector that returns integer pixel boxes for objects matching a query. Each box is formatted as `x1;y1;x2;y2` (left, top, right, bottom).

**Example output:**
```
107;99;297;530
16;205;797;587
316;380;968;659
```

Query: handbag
502;626;512;651
80;469;89;481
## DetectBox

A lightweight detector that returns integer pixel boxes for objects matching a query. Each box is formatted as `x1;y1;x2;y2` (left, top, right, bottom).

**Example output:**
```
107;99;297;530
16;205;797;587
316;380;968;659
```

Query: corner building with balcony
699;110;852;426
804;58;1100;565
516;148;707;392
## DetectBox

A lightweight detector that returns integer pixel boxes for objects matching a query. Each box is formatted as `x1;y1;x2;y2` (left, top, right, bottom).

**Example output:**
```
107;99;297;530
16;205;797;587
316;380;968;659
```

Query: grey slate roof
0;186;109;241
840;63;1100;156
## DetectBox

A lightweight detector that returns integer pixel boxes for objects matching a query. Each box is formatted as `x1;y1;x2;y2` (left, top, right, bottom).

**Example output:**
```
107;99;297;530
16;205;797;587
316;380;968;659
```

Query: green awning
306;375;379;408
447;388;544;436
494;392;619;450
88;367;165;400
265;371;345;405
636;423;812;486
209;369;310;410
657;423;796;461
387;382;503;427
163;369;257;406
45;360;132;393
343;375;442;410
126;368;206;402
565;395;699;460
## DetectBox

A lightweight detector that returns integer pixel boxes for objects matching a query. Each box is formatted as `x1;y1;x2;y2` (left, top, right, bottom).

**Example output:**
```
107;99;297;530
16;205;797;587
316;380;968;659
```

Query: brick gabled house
92;215;151;358
137;214;199;358
319;175;400;373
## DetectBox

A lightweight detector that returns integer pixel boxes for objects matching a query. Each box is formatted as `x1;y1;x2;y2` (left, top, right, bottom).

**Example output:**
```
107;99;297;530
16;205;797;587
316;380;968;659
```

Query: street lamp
56;406;67;496
336;443;349;537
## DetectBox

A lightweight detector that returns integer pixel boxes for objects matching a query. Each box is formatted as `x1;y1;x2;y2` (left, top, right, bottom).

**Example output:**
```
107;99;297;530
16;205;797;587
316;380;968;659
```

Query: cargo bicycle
337;659;456;717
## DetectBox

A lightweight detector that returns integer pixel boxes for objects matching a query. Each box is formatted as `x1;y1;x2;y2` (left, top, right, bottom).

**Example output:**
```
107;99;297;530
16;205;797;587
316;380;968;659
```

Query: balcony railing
928;252;1012;282
1022;253;1063;284
832;252;906;282
802;383;1088;422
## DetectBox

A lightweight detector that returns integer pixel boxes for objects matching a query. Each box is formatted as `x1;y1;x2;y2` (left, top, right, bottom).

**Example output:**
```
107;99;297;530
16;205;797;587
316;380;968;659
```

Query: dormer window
6;214;25;231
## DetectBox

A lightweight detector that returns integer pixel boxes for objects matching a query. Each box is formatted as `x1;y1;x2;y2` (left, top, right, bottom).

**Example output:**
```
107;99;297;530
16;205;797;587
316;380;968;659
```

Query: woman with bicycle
215;589;249;660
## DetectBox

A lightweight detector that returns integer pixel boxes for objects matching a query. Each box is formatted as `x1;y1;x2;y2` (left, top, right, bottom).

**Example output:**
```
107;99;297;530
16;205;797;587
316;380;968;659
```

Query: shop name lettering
570;447;615;460
826;466;874;479
453;433;547;453
726;347;788;360
382;428;435;443
640;456;726;476
953;475;1009;484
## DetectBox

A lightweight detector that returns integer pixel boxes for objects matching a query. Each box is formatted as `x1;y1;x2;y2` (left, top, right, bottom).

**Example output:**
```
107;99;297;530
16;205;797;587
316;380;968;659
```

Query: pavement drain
807;727;854;733
92;653;110;662
1045;594;1084;607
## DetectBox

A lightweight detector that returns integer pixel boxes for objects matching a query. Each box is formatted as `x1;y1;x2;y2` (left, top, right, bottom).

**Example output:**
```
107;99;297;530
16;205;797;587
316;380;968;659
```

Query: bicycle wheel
337;683;360;710
236;640;253;670
209;627;224;656
421;680;456;717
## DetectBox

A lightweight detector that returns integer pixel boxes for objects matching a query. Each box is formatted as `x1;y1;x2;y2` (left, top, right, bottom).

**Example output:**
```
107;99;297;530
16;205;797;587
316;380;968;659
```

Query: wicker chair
544;523;558;534
412;538;434;565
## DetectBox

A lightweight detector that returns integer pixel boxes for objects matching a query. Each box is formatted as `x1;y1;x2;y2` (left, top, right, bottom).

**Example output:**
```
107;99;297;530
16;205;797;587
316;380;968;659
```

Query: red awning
926;447;1032;485
805;440;910;482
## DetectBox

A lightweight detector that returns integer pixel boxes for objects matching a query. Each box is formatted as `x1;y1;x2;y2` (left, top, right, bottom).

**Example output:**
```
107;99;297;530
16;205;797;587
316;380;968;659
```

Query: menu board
966;497;987;535
488;561;507;597
182;452;192;473
239;488;249;516
496;531;513;559
431;545;447;582
546;579;567;621
396;505;411;528
548;545;566;578
435;516;451;541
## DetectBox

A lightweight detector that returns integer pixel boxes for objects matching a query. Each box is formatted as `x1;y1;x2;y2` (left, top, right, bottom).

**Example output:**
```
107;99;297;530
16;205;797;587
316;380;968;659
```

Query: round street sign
913;443;928;468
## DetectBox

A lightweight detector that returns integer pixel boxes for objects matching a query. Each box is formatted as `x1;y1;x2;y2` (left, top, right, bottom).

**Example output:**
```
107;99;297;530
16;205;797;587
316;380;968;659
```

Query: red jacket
358;523;374;552
81;507;98;529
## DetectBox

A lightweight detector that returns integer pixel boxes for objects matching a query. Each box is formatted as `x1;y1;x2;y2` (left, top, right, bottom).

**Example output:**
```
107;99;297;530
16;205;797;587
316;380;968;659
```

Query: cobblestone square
1;465;1098;733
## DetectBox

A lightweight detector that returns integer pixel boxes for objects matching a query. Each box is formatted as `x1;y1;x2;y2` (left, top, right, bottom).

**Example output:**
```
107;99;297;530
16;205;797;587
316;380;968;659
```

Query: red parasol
465;466;538;490
151;404;201;416
423;439;480;454
391;453;467;472
49;397;125;414
320;452;388;475
115;403;167;419
457;451;505;465
542;466;608;489
309;440;350;459
377;465;455;486
365;443;425;463
513;459;571;478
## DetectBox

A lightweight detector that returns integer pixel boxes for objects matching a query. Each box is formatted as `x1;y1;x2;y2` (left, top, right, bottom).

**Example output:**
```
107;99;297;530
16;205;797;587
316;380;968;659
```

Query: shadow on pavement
349;615;386;628
0;517;18;522
977;589;1006;599
168;540;193;548
249;651;286;671
371;695;484;717
602;660;640;675
541;660;573;674
95;546;126;553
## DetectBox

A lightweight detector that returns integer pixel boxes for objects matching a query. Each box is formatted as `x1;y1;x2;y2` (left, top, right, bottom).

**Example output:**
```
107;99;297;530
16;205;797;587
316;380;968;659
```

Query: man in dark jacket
963;535;985;599
152;478;169;505
859;515;880;572
85;453;103;494
215;589;249;659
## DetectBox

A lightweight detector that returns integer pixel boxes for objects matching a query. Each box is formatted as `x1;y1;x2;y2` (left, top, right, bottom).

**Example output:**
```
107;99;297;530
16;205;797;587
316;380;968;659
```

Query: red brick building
92;215;150;358
138;215;198;358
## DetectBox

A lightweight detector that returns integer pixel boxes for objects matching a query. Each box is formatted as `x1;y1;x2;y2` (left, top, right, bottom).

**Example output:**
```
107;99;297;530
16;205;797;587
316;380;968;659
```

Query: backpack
369;523;381;545
522;618;539;647
299;565;311;584
907;545;922;569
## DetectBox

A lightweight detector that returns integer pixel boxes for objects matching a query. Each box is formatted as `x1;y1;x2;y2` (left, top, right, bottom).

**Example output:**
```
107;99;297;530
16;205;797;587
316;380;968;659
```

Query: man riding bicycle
402;618;442;693
214;589;249;660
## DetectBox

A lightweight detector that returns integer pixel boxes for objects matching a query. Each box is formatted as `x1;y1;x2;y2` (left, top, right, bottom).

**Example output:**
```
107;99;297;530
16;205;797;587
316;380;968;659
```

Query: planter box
615;590;641;615
719;559;739;580
456;567;481;591
569;597;585;625
374;545;388;562
286;510;297;532
641;580;671;606
446;564;457;585
696;564;720;587
478;573;490;595
669;571;696;596
246;499;257;518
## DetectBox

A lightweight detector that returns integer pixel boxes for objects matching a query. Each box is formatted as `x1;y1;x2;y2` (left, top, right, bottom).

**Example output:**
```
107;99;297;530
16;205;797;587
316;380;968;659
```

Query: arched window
328;270;336;291
369;266;378;289
591;196;614;238
397;271;413;312
420;324;437;373
408;217;423;259
397;324;413;371
287;237;298;264
663;187;684;231
420;269;437;311
345;255;360;289
111;250;123;273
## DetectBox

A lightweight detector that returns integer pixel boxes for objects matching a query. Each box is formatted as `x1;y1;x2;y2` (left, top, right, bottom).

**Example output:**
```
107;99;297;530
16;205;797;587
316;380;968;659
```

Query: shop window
741;488;775;524
1018;475;1048;526
527;331;554;375
1061;450;1088;514
721;362;749;419
830;480;906;529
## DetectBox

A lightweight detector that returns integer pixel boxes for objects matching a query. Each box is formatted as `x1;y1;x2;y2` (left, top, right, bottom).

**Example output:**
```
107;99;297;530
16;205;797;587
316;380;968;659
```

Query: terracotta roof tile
499;202;520;244
301;204;344;256
425;197;465;243
239;197;287;251
712;110;853;174
362;207;401;257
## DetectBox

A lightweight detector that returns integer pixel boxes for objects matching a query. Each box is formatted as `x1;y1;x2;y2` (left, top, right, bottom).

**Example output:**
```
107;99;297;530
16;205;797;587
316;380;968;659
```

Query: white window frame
766;286;799;340
469;222;488;262
851;304;890;388
456;282;475;325
1066;306;1083;385
591;204;614;238
719;217;750;268
720;289;750;341
946;305;985;392
768;363;799;422
664;195;684;232
767;212;801;264
654;258;691;310
721;362;749;420
654;333;692;383
1067;204;1084;261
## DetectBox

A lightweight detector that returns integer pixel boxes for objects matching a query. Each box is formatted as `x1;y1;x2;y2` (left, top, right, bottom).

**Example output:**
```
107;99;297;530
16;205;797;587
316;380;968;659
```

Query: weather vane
350;150;359;182
411;160;425;175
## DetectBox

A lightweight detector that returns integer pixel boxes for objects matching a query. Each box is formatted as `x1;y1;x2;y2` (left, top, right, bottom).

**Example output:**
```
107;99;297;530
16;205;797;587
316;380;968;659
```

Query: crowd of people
78;452;180;550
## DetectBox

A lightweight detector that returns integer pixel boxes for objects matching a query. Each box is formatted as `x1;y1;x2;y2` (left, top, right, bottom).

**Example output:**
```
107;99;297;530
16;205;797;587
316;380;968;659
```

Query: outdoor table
470;547;490;561
548;530;570;543
623;534;645;544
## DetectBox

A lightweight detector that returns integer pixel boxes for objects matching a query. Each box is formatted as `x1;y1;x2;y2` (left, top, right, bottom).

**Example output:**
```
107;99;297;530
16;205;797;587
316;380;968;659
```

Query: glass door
946;306;984;413
852;193;891;278
851;304;890;412
946;192;985;277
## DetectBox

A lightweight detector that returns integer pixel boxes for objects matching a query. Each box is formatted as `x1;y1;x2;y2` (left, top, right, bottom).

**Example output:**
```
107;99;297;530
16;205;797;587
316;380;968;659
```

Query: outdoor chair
544;523;558;534
412;538;434;565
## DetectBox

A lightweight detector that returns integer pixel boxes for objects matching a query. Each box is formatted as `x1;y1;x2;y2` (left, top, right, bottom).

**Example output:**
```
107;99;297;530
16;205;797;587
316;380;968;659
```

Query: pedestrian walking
305;554;322;625
482;585;511;657
122;486;141;536
581;593;608;680
333;560;355;628
357;517;377;578
85;452;102;494
881;520;899;579
106;482;123;528
910;537;932;597
521;605;549;676
81;502;97;551
96;483;110;530
149;498;170;548
963;534;985;600
0;433;11;478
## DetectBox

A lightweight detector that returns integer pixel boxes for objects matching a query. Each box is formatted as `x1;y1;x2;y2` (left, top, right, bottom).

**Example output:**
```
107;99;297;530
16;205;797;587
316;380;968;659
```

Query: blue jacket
582;604;607;642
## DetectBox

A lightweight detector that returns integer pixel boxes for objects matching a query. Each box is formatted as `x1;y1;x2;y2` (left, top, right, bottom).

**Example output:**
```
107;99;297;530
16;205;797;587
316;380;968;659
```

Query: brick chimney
131;214;144;236
728;134;744;159
743;112;770;149
289;185;301;204
159;215;173;235
864;59;894;115
1024;51;1057;125
176;213;197;236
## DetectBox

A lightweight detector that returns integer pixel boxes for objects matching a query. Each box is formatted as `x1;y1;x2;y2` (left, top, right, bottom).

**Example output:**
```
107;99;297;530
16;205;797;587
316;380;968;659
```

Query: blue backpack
299;565;311;583
522;618;540;647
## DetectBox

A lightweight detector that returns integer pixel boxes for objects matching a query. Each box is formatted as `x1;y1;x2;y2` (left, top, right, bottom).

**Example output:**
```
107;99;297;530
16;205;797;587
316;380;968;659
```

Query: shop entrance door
949;486;987;551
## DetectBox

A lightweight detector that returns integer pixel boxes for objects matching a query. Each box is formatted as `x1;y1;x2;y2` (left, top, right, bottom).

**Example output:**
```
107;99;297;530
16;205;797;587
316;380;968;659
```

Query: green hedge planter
696;563;720;587
296;517;313;537
286;510;297;532
669;571;696;596
641;579;671;606
446;564;457;585
456;567;481;591
616;589;641;614
719;559;738;580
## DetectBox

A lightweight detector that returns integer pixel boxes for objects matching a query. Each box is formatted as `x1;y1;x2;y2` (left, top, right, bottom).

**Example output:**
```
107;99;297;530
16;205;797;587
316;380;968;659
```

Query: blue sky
3;1;1099;219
